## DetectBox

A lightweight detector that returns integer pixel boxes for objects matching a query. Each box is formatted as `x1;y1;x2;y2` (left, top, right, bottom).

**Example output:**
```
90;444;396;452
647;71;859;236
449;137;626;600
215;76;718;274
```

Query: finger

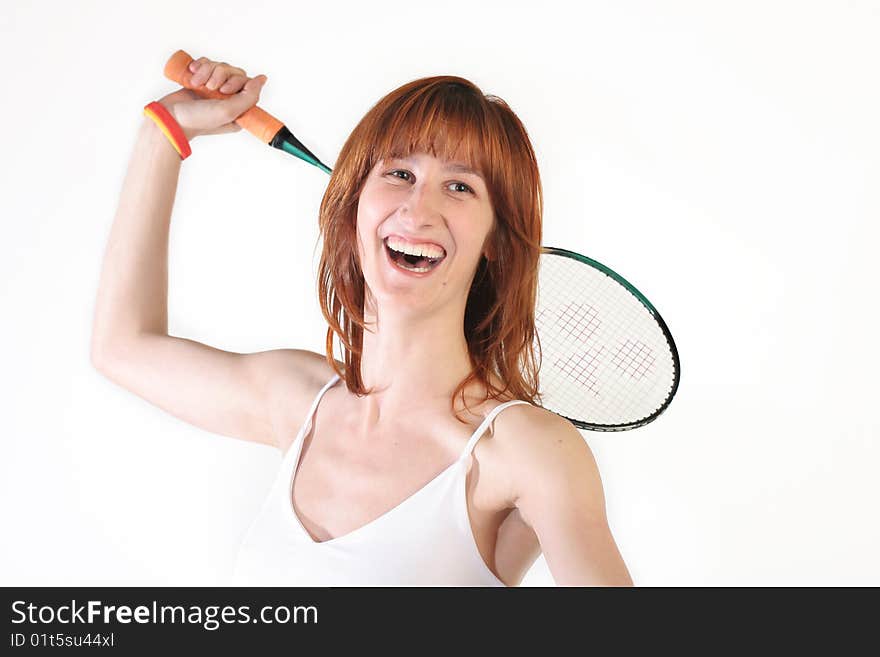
231;74;267;102
219;62;247;77
220;75;266;121
241;74;267;95
205;66;229;91
206;64;244;91
244;75;267;101
194;74;266;127
219;74;248;94
188;56;210;74
191;61;218;87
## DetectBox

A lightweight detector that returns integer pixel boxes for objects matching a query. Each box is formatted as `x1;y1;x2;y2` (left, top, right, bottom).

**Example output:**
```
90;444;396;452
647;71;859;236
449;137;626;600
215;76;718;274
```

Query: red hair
316;75;544;423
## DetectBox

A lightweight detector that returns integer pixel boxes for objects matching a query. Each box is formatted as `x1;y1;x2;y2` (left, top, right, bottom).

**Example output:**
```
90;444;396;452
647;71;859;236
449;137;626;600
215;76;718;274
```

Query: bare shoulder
492;403;633;586
263;349;342;453
491;401;577;461
263;348;338;392
492;403;608;528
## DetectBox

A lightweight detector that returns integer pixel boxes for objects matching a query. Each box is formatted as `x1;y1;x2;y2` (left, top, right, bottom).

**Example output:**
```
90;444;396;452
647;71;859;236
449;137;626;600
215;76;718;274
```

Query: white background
1;0;877;586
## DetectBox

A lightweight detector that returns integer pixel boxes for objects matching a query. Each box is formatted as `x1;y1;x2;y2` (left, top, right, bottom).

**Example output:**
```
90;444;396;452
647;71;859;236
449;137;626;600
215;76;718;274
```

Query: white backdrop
2;0;877;586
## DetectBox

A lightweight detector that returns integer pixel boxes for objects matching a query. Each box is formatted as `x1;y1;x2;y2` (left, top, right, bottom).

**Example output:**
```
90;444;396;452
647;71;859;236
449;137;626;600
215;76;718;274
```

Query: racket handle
163;49;284;144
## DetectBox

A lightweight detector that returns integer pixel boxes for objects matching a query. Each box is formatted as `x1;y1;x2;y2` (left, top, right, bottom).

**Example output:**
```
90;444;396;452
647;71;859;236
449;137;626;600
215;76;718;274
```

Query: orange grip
163;49;284;144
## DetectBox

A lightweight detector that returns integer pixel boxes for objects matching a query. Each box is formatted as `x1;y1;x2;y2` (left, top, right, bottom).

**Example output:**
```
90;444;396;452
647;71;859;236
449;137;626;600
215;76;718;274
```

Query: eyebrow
445;163;485;181
394;156;485;182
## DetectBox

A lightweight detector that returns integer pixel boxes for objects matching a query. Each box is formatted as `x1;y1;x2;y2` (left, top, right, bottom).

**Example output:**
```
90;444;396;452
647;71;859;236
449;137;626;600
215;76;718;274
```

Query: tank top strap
458;399;532;460
297;372;341;442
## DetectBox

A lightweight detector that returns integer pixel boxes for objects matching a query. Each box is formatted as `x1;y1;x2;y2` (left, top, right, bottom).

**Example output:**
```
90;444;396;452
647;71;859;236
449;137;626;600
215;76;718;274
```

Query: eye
449;181;475;194
385;169;475;195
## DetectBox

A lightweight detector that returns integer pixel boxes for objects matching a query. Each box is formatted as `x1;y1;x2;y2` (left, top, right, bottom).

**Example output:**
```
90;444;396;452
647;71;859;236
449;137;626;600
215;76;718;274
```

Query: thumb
205;75;266;129
242;74;268;94
225;75;266;110
219;74;266;116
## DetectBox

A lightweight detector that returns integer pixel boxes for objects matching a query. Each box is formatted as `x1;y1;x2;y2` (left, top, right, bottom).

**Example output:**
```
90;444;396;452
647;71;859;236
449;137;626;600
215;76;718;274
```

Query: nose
399;181;439;228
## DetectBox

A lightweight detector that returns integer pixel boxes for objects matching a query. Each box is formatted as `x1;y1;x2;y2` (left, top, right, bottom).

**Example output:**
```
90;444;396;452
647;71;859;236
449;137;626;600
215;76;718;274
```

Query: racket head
534;246;680;431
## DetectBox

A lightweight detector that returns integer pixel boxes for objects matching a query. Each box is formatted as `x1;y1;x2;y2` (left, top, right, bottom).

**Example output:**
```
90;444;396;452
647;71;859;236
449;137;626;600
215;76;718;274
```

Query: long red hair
316;75;544;423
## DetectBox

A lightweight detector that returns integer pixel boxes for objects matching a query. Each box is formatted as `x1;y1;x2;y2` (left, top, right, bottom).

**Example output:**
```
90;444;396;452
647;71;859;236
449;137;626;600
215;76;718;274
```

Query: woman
91;56;633;587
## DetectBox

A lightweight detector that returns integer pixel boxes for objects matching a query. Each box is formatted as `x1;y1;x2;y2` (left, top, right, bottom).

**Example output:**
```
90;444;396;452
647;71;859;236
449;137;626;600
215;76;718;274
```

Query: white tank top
229;373;532;587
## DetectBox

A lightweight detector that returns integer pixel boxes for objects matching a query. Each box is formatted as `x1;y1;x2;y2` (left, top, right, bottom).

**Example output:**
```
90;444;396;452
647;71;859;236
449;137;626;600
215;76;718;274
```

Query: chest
291;397;498;539
283;391;539;583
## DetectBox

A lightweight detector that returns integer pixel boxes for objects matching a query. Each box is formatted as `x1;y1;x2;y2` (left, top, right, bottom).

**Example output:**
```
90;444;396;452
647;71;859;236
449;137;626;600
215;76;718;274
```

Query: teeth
385;236;445;260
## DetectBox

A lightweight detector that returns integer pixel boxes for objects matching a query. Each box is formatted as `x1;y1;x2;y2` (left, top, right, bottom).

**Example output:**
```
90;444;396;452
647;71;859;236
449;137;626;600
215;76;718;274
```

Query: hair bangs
370;83;490;182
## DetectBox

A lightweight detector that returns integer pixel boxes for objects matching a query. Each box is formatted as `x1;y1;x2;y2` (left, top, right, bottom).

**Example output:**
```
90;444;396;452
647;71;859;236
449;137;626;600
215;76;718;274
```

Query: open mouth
384;237;446;274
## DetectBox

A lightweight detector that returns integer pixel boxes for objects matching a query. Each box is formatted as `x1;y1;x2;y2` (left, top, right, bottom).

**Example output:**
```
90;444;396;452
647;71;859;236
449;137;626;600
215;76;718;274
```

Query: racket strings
535;254;677;428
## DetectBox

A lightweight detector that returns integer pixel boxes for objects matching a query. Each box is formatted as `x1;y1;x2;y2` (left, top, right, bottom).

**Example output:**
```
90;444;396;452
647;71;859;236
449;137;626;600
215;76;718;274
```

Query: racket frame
537;246;681;431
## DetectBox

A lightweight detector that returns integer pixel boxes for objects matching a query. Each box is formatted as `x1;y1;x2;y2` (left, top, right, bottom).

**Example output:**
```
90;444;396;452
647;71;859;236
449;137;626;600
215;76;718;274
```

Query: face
355;151;495;319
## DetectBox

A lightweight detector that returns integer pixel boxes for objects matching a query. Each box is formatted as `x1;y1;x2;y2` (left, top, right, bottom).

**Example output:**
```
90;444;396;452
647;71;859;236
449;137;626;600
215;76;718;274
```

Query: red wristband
143;101;192;160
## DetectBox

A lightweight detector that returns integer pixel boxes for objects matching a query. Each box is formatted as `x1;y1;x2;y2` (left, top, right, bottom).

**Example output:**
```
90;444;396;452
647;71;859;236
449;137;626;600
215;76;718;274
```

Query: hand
156;57;267;141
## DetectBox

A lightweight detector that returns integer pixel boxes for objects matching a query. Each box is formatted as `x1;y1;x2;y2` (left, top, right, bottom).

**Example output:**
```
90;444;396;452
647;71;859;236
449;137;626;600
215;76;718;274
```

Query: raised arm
90;59;326;451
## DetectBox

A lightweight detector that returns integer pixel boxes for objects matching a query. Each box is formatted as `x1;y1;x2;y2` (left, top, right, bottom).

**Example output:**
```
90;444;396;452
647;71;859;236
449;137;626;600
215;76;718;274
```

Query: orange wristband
143;101;192;160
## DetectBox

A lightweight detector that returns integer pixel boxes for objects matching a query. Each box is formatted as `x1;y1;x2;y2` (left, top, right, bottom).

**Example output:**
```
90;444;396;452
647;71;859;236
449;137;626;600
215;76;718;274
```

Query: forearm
90;116;183;358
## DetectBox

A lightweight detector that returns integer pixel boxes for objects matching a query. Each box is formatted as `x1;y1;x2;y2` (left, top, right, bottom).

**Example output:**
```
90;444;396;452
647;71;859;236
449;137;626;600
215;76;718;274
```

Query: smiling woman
232;75;634;586
93;51;631;587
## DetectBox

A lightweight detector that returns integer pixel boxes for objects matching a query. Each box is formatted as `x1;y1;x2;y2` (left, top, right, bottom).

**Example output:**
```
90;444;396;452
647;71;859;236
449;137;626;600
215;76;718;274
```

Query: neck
356;300;475;434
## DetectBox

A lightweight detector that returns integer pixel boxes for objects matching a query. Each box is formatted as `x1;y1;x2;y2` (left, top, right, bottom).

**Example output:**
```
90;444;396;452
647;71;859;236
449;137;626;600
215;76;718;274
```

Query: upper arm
92;335;329;451
505;409;634;586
